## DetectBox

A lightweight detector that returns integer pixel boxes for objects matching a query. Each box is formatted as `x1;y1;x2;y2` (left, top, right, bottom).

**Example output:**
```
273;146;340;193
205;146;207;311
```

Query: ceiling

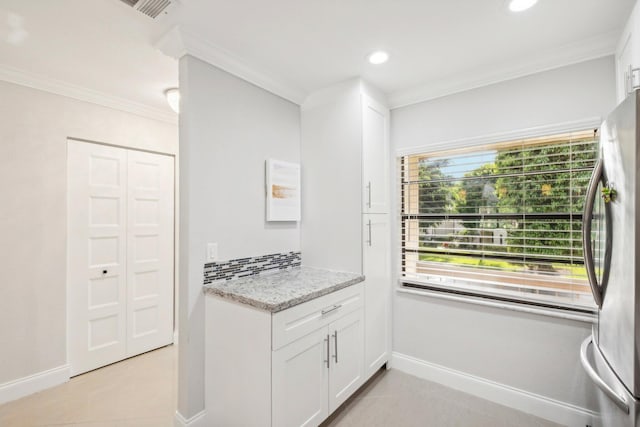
0;0;635;121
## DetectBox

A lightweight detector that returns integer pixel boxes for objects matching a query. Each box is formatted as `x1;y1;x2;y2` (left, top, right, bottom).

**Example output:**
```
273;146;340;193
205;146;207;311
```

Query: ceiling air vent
119;0;171;19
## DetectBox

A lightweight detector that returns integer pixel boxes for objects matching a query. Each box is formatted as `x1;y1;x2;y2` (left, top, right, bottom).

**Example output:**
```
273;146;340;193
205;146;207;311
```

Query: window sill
396;281;597;324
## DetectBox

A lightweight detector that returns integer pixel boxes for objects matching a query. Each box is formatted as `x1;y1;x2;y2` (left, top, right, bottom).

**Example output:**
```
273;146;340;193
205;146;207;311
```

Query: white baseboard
0;365;70;405
174;410;207;427
390;352;596;427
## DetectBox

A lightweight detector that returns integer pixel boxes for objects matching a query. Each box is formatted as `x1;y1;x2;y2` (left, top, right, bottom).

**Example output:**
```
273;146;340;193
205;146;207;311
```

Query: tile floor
0;345;176;427
322;368;563;427
0;345;562;427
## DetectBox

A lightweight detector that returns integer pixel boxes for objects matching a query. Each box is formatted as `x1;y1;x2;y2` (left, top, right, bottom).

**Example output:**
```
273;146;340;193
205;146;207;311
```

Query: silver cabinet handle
324;334;330;369
580;336;629;413
367;219;372;246
332;330;338;363
367;181;372;208
321;304;342;315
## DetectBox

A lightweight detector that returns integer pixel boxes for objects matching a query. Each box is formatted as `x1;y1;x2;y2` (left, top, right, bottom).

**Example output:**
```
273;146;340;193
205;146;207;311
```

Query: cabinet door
273;328;329;427
616;4;640;102
617;31;635;103
363;214;390;378
633;9;640;94
362;94;389;214
328;309;364;412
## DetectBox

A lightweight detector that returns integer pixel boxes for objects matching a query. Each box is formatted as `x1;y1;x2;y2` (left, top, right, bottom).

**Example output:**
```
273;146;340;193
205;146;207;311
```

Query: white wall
178;55;301;419
390;57;616;416
0;81;177;387
393;57;615;152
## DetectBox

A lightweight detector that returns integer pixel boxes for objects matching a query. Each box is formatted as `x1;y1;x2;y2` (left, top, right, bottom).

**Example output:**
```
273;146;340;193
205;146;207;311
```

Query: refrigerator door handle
580;336;630;414
582;158;605;308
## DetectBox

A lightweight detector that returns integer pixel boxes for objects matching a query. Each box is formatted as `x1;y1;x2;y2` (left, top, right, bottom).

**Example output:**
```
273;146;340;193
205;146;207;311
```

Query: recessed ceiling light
368;51;389;65
508;0;538;12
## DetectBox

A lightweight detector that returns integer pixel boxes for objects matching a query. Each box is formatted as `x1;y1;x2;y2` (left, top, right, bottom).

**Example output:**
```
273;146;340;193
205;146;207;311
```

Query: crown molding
0;64;177;124
155;26;307;105
389;30;620;110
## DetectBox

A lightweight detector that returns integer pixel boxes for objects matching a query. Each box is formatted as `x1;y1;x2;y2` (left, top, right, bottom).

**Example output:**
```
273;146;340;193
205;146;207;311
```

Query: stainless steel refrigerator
581;89;640;426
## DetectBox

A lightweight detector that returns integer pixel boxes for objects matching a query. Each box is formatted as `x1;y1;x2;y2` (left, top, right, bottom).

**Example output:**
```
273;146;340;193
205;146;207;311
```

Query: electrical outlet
207;243;218;261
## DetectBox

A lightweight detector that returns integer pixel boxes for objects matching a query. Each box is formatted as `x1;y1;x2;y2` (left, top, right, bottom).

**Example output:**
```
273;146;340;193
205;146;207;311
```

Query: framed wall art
266;159;301;221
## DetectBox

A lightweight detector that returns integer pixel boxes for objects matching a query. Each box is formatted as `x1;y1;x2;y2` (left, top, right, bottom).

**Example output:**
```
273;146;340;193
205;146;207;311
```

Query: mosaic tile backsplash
203;251;302;284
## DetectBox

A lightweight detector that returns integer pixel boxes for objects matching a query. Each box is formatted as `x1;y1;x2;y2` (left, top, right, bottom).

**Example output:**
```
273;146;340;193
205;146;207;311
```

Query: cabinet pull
324;334;330;369
367;219;372;246
367;181;372;208
332;330;338;364
321;304;342;315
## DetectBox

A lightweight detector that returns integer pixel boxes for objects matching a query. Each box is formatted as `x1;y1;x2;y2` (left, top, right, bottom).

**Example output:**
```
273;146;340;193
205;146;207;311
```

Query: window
399;129;598;312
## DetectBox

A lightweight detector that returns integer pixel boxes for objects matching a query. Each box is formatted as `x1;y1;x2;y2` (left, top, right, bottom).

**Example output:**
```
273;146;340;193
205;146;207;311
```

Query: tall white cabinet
67;141;174;376
301;79;391;385
361;93;391;377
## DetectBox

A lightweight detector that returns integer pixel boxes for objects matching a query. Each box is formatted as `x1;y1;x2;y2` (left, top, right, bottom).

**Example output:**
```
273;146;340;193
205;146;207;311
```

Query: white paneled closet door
67;141;174;376
68;141;128;376
126;150;174;357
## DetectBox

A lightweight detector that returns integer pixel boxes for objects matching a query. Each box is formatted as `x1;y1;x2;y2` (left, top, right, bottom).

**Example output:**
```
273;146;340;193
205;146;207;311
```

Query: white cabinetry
616;1;640;103
301;79;392;391
363;215;391;377
362;94;390;214
361;90;391;378
272;308;364;427
272;327;329;427
328;309;365;410
205;283;364;427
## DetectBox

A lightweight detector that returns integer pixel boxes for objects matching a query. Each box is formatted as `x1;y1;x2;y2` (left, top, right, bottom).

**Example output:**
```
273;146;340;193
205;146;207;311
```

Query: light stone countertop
203;266;365;313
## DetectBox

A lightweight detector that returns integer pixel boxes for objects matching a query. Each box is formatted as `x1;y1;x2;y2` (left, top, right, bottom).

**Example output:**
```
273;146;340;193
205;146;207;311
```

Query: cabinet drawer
272;283;363;350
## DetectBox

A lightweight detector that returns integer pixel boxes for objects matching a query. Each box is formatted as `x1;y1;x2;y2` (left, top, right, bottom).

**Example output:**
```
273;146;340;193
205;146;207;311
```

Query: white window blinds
399;129;599;311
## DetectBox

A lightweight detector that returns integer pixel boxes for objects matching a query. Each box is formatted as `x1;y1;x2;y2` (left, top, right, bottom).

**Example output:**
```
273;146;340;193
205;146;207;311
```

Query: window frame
396;120;602;315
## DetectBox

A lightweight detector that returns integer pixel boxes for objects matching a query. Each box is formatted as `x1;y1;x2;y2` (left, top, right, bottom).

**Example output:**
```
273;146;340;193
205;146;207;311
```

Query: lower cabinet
328;309;365;410
205;283;369;427
272;309;363;427
272;309;364;427
272;328;329;427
